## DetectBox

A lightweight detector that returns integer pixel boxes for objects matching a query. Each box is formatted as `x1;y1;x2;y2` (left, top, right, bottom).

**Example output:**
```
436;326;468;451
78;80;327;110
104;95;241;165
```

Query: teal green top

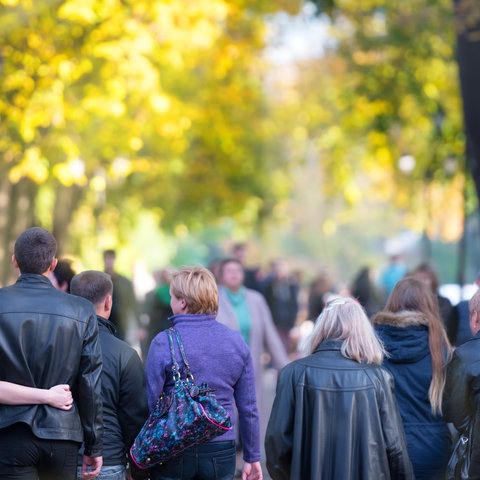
225;287;251;344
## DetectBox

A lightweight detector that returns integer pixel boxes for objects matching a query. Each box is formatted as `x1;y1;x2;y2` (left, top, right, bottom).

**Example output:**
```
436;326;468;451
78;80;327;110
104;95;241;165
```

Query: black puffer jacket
0;274;103;457
265;340;414;480
444;334;480;479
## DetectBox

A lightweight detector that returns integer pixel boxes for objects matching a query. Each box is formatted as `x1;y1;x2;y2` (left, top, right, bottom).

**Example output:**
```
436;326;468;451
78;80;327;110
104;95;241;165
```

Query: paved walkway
236;367;277;480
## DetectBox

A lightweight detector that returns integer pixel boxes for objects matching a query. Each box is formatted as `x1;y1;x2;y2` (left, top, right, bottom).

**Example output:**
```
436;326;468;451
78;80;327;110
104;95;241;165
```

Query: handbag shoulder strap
170;327;195;381
166;329;181;377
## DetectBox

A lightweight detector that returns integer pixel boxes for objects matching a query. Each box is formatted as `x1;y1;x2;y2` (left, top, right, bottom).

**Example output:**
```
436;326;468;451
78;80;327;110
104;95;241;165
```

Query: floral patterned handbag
130;327;232;469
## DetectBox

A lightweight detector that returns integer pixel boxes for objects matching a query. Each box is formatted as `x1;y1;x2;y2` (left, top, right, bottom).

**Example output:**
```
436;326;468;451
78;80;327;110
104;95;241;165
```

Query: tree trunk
455;1;480;201
0;179;37;286
52;183;84;256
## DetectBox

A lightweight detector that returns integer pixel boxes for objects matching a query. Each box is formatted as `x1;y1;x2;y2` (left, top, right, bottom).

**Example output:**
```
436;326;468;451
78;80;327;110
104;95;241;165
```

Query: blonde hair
170;266;218;314
302;297;385;365
383;277;453;415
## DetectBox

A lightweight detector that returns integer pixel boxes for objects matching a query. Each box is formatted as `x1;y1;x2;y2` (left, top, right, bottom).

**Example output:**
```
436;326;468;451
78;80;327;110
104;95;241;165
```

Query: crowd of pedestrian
1;229;480;479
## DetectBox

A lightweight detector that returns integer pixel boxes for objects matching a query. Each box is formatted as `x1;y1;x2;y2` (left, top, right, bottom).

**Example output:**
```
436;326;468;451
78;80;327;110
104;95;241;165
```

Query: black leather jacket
0;274;103;457
265;340;414;480
444;334;480;478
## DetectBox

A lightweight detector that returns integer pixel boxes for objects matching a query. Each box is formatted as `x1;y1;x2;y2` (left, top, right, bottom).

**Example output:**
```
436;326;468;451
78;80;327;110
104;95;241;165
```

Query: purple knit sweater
145;313;261;463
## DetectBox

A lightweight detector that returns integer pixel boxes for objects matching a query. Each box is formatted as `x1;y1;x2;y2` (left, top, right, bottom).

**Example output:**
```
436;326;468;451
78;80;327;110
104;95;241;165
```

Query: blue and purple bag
130;328;232;469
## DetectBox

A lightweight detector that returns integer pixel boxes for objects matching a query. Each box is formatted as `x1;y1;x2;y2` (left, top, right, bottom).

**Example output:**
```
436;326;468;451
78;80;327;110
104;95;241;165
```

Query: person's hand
47;384;73;410
82;455;103;479
242;461;263;480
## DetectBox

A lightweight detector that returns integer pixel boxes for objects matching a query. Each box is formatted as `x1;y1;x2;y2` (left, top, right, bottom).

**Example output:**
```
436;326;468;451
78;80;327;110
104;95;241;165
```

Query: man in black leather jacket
70;270;149;480
444;289;480;478
0;227;103;480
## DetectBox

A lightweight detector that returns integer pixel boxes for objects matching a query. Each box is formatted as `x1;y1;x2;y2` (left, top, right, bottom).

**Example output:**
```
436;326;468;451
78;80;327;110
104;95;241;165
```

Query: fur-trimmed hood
373;310;429;364
372;310;429;328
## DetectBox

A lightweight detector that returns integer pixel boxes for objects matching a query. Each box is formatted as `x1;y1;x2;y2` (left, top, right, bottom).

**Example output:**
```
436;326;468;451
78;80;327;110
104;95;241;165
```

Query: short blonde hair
302;297;385;365
170;266;218;314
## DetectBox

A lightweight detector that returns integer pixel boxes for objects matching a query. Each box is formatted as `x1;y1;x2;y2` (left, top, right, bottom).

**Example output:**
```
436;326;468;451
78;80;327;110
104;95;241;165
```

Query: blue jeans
151;441;236;480
77;465;126;480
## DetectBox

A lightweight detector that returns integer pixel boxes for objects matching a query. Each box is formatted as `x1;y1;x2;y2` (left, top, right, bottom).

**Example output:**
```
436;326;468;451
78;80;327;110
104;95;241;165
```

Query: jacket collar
170;313;217;326
97;315;117;335
372;310;429;328
313;339;343;353
16;273;54;288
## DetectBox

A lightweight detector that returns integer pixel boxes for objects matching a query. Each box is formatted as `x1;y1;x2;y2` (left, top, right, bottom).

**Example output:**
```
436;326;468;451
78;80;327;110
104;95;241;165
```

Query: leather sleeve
445;346;480;478
444;350;472;432
264;365;295;480
76;307;103;457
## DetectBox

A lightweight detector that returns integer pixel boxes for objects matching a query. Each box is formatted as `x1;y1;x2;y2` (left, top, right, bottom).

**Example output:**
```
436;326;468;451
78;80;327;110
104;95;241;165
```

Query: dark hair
71;270;113;306
219;258;243;275
14;227;57;274
411;261;439;292
53;259;76;293
103;249;116;258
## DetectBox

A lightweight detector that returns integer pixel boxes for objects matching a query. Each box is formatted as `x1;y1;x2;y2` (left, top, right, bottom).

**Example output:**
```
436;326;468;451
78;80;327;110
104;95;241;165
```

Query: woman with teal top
216;258;288;436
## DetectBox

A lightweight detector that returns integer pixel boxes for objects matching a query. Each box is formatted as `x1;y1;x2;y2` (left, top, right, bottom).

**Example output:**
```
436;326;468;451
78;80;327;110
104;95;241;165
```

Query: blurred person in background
306;270;336;321
142;267;173;355
263;259;299;355
411;261;457;344
373;277;453;480
378;253;407;302
265;297;413;480
231;242;264;293
349;265;382;318
49;258;76;293
103;249;140;344
216;258;288;444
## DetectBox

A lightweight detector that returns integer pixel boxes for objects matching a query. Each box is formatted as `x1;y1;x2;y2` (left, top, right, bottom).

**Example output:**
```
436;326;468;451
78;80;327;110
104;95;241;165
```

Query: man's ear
48;258;58;273
11;255;19;269
105;293;113;313
470;309;480;336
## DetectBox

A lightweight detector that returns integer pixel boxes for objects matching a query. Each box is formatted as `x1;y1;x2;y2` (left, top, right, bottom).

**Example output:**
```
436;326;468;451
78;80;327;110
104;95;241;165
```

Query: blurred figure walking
263;259;299;355
103;249;140;343
216;258;288;442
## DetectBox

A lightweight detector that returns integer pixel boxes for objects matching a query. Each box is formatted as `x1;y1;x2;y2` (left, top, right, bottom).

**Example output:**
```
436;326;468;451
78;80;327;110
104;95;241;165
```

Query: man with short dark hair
71;270;149;480
0;227;103;480
444;289;480;477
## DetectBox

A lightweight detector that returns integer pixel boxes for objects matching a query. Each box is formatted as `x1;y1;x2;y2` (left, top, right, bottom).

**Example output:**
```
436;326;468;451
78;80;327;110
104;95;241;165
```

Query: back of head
411;262;439;293
71;270;113;308
53;259;76;292
384;276;438;318
170;266;218;314
469;289;480;315
14;227;57;274
303;297;384;365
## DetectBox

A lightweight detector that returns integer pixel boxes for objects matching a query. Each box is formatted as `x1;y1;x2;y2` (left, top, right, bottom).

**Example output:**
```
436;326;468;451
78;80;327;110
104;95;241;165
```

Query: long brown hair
384;277;452;415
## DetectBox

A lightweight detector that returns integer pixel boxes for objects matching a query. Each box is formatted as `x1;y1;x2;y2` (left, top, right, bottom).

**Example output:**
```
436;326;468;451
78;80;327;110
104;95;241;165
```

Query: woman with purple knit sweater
145;266;263;480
